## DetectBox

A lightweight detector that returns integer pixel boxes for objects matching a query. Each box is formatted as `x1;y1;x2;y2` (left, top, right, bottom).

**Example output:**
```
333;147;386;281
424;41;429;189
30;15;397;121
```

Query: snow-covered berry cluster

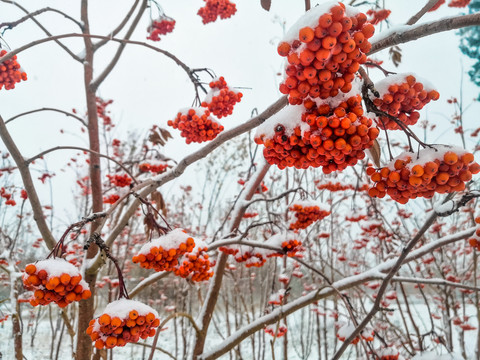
87;299;160;349
147;17;175;41
367;146;480;204
198;0;237;24
167;108;224;144
23;259;91;308
289;201;331;230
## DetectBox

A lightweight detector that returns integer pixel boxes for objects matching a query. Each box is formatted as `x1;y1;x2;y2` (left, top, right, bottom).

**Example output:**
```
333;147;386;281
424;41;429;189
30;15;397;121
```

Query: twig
406;0;441;25
5;107;87;127
0;6;83;30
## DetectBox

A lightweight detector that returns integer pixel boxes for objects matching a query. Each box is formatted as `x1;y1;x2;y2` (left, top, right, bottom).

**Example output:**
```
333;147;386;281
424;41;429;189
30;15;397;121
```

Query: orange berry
95;339;105;349
411;165;424;177
443;151;458;165
319;13;333;28
129;310;139;320
436;172;450;185
388;171;401;183
25;264;37;275
277;42;291;56
299;27;315;43
461;152;474;164
99;314;111;326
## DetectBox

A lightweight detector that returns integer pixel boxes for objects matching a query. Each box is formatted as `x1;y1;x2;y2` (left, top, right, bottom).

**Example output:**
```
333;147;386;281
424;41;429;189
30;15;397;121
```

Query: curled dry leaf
261;0;271;11
366;139;381;168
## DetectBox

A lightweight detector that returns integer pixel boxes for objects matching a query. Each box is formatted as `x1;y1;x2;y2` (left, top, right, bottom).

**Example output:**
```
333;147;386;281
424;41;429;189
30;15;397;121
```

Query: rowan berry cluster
138;162;168;174
268;289;286;305
264;324;287;337
0;187;16;206
377;349;399;360
147;18;175;41
198;0;237;24
96;97;114;130
87;299;160;349
372;74;440;130
429;0;471;10
316;181;369;192
255;93;380;173
167;108;224;144
23;259;91;308
289;202;331;230
336;323;374;344
277;3;374;105
103;194;120;204
367;146;480;204
132;229;195;272
467;217;480;251
0;50;27;90
107;174;132;187
366;9;391;25
173;241;214;282
201;77;243;118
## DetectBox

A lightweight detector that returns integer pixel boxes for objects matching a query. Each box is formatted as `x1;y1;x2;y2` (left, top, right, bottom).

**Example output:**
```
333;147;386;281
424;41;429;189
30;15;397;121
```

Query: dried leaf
261;0;271;11
366;139;381;168
151;191;167;216
159;127;173;141
389;46;402;67
143;213;157;232
148;130;166;146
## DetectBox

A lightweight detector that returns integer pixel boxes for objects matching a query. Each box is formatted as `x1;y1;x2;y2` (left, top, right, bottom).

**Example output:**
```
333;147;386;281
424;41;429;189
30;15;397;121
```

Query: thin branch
0;114;56;249
5;107;87;127
391;276;480;292
0;6;83;30
434;191;480;217
370;13;480;55
26;145;139;185
90;0;148;90
93;0;141;51
406;0;441;25
128;272;170;298
0;0;82;62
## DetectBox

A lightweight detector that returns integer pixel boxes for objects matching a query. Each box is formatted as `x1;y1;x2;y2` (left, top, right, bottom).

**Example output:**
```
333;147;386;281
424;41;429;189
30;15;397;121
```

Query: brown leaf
159;127;173;141
151;191;167;216
389;46;402;67
366;139;381;168
148;130;166;146
261;0;271;11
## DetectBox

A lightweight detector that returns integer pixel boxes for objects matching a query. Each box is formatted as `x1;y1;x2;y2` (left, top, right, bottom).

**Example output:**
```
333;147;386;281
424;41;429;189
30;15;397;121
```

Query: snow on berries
132;229;213;282
23;259;91;308
132;228;195;272
147;17;175;41
264;324;287;337
371;73;440;130
198;0;237;24
255;88;380;173
277;2;374;105
367;146;480;204
86;298;160;349
377;348;400;360
201;77;243;118
0;49;27;90
173;238;214;282
167;108;224;144
289;200;331;230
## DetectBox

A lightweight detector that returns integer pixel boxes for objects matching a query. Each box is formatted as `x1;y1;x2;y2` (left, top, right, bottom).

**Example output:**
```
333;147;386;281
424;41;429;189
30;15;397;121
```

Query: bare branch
0;114;56;249
406;0;441;25
5;107;87;127
128;271;170;298
0;6;83;30
0;0;82;62
25;145;139;185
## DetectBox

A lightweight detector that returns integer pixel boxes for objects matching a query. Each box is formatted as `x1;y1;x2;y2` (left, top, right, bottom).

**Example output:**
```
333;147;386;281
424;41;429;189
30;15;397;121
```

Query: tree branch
0;6;83;30
5;107;87;127
406;0;441;25
0;114;56;249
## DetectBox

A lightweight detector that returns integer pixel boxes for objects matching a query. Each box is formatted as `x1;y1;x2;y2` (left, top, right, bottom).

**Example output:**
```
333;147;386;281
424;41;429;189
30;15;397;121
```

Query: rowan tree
1;0;480;360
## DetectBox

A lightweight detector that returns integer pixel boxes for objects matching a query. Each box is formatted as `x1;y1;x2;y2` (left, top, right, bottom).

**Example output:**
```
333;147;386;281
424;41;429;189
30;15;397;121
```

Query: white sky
1;0;479;227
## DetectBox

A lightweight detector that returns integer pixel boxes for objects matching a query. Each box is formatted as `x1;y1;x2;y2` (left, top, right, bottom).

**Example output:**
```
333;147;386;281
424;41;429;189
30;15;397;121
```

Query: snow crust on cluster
373;72;436;96
265;232;298;249
384;145;469;171
255;79;363;140
136;228;192;254
337;322;356;338
100;298;159;319
25;258;90;290
203;77;241;104
282;1;359;44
